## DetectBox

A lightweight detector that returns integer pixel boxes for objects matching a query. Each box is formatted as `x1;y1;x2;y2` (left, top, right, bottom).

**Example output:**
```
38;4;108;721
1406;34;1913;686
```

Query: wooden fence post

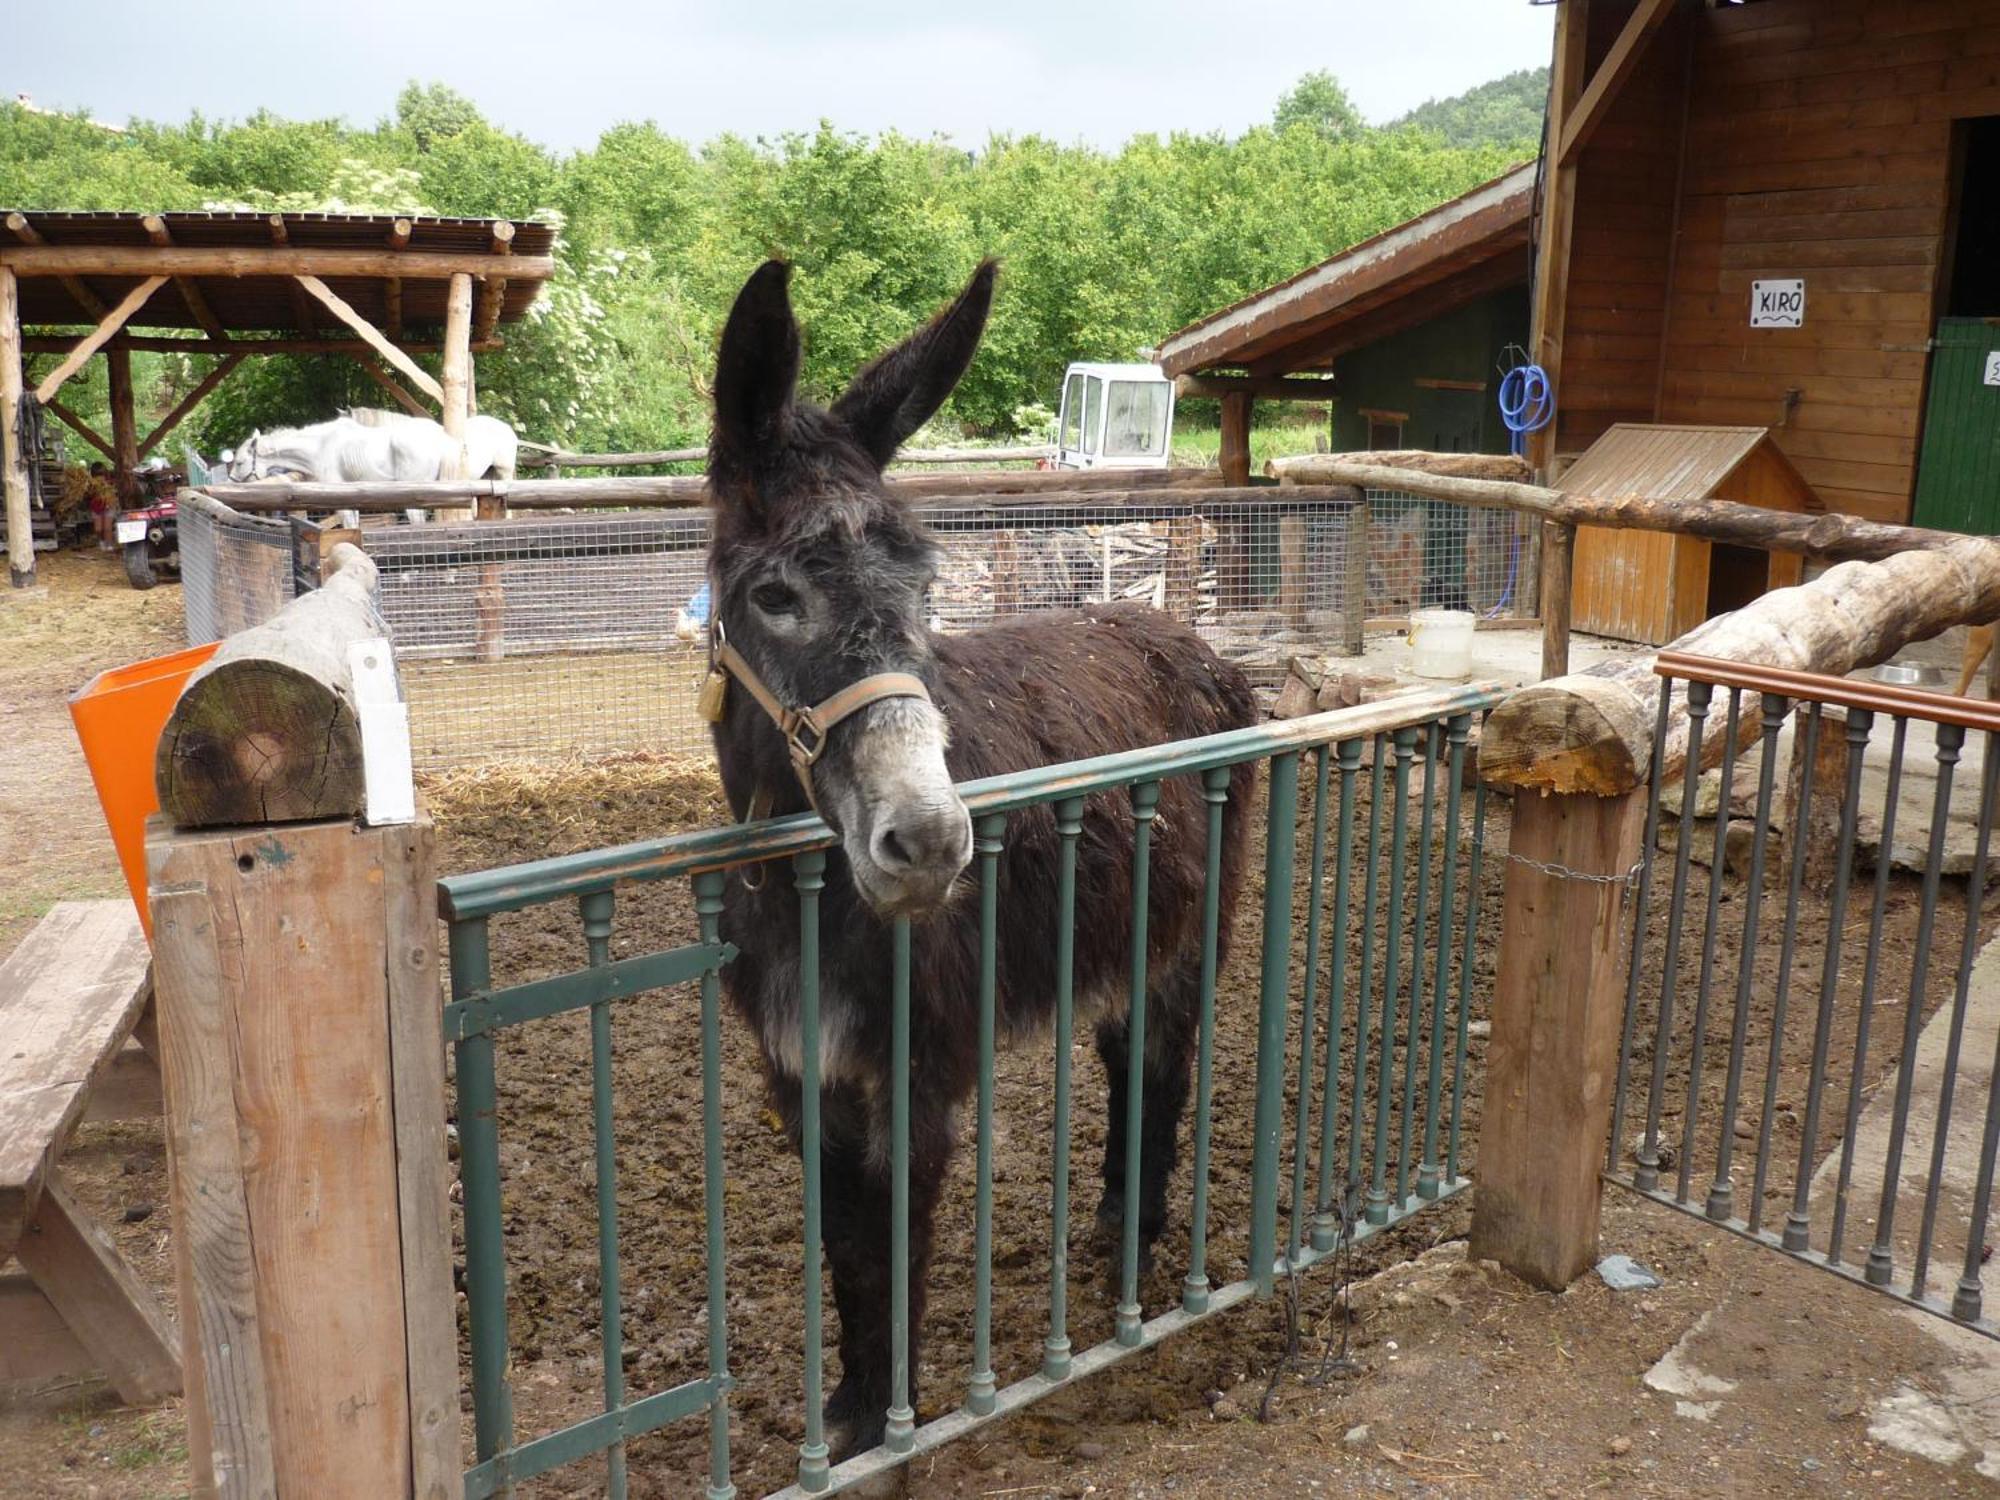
148;814;457;1498
1468;782;1648;1290
1539;519;1574;680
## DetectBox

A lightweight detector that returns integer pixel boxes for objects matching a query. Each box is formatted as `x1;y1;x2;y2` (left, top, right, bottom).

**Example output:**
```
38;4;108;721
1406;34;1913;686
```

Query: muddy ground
0;546;1990;1499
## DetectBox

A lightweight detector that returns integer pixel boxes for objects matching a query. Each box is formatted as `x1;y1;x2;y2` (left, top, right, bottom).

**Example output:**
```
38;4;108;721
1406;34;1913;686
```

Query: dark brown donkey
705;259;1257;1459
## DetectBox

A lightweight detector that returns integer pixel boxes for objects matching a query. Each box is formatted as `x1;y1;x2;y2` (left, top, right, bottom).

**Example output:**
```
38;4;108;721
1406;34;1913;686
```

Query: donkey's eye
751;581;800;615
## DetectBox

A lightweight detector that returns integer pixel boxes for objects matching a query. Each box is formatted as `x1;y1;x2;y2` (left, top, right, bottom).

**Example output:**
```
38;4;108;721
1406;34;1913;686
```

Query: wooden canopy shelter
1156;163;1535;482
1;210;556;587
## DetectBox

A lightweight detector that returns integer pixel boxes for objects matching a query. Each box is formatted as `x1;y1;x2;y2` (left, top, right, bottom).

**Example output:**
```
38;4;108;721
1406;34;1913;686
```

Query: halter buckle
785;709;828;769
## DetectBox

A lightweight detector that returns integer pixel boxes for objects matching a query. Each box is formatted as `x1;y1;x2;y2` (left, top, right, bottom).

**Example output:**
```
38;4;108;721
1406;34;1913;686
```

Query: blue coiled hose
1487;362;1553;615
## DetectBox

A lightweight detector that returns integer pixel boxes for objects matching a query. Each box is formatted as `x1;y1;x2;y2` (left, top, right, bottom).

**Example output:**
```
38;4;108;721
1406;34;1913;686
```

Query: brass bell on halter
697;666;729;723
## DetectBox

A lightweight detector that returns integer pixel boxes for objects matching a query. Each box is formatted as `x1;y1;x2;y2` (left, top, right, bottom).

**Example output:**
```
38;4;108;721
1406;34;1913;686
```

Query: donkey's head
706;258;996;916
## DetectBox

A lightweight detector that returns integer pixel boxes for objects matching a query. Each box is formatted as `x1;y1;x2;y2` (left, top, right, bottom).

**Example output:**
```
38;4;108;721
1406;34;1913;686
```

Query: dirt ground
0;546;1992;1499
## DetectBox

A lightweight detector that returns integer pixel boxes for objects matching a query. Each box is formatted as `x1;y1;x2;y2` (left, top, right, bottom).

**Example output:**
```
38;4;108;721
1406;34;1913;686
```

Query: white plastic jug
1408;608;1475;679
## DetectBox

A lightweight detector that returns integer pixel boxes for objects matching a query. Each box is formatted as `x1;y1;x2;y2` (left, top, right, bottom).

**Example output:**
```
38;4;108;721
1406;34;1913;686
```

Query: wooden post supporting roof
1527;0;1588;474
1;266;30;588
106;346;139;506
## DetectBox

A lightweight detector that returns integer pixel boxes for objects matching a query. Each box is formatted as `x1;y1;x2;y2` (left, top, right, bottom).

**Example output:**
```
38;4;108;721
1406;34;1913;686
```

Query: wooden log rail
1469;533;2000;1294
517;443;1051;470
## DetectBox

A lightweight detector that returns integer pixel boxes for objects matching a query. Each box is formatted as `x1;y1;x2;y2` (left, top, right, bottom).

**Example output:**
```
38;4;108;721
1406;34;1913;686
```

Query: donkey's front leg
819;1085;951;1463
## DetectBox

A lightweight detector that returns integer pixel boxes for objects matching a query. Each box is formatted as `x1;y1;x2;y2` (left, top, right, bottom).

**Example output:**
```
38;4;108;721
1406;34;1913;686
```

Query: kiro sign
1750;278;1805;328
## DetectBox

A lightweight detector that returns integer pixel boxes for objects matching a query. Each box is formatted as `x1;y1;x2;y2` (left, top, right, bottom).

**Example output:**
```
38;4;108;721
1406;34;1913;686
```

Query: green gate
1912;317;2000;534
436;681;1504;1498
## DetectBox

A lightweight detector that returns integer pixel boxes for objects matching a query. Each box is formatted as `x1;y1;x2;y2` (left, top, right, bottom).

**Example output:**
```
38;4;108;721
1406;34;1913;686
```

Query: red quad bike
116;465;182;591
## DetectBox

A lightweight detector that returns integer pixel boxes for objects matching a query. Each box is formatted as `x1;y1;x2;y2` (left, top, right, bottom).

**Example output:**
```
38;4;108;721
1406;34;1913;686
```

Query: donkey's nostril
875;825;914;870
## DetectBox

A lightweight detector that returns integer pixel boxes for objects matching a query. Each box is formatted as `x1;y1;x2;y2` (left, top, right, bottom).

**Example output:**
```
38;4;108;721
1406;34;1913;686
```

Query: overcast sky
17;1;1553;152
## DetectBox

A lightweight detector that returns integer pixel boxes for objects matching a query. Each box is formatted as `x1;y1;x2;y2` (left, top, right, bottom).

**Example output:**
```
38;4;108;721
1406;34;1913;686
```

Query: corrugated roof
1555;424;1823;512
2;210;554;333
1156;162;1535;377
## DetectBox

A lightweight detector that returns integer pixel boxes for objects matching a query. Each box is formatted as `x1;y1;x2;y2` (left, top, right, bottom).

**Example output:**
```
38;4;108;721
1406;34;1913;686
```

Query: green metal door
1912;317;2000;533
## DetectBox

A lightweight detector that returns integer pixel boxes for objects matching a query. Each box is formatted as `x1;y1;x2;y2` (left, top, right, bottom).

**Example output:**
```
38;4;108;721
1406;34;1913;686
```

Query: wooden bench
0;900;178;1404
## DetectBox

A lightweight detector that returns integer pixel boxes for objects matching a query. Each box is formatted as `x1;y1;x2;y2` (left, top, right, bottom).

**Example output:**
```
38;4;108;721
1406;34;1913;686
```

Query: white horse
226;411;518;523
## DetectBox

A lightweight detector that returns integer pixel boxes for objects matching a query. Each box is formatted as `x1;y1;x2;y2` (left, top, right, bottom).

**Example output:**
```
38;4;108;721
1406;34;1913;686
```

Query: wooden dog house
1561;424;1821;645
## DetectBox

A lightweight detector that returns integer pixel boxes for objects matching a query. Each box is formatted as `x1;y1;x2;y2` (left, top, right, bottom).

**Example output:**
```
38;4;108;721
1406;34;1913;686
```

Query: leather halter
708;618;934;820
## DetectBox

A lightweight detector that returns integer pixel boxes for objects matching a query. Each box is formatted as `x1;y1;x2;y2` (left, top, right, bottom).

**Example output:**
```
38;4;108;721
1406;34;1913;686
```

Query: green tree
1273;71;1365;143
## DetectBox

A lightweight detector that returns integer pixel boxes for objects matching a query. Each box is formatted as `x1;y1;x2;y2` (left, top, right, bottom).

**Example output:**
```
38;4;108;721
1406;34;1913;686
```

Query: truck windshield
1060;372;1084;451
1104;381;1169;457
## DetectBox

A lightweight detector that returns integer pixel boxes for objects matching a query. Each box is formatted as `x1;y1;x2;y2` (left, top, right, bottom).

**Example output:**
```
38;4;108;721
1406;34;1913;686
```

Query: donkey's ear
832;259;996;469
712;260;801;463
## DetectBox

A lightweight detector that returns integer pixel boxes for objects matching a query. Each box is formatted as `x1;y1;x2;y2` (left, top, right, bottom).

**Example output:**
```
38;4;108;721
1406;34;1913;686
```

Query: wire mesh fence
180;483;1539;772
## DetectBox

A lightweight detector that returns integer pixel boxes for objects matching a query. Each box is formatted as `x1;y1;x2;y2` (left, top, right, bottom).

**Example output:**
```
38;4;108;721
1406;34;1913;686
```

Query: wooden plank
151;881;276;1499
1558;0;1679;167
0;900;153;1248
293;275;444;404
1468;785;1651;1289
31;275;165;404
15;1174;179;1405
0;1272;93;1384
381;820;461;1500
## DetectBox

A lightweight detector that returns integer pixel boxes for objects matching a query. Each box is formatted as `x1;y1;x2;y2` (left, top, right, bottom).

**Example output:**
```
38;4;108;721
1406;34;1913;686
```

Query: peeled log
1270;451;1533;484
155;544;388;828
1482;538;2000;796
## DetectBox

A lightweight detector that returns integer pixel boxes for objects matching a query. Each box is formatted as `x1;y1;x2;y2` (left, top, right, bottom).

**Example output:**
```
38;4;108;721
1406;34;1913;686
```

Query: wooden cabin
1562;423;1819;643
1535;0;2000;533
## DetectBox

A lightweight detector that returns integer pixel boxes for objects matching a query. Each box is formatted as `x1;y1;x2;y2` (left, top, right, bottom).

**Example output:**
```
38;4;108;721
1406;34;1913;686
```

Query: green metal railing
437;681;1505;1498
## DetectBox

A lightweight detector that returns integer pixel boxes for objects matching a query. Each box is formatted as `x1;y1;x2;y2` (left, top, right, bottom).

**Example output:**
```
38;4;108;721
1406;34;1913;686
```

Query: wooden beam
22;335;497;355
269;217;318;338
41;397;116;461
0;266;29;587
438;272;474;532
1557;0;1678;168
0;245;556;281
106;346;139;506
1480;536;2000;797
1529;0;1589;470
384;220;410;340
1175;373;1336;402
1540;519;1575;679
31;275;166;403
351;353;431;418
386;218;412;250
5;212;108;322
155;544;382;828
140;354;243;460
471;276;508;346
141;215;230;345
1272;452;1531;484
293;275;445;404
1469;784;1649;1289
489;219;515;256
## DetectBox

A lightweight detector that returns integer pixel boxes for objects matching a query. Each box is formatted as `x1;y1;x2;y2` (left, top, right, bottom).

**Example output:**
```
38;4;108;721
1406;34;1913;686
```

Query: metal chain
1470;837;1647;888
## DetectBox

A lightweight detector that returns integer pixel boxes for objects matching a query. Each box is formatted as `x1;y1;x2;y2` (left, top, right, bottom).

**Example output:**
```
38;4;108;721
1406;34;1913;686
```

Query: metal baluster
1117;787;1158;1345
793;849;830;1493
1048;796;1086;1363
886;917;916;1450
1784;709;1873;1255
1185;772;1230;1314
1955;739;2000;1323
1912;732;2000;1297
1867;721;1964;1288
452;916;515;1479
1749;702;1820;1236
1700;690;1763;1217
579;889;628;1499
1636;678;1711;1193
1398;723;1439;1207
1290;747;1332;1267
1420;715;1469;1199
1349;739;1389;1199
693;872;736;1500
1248;752;1300;1296
1368;728;1418;1225
1610;678;1674;1173
1678;688;1746;1205
1447;724;1490;1186
1830;716;1908;1266
970;813;1005;1402
1313;739;1363;1251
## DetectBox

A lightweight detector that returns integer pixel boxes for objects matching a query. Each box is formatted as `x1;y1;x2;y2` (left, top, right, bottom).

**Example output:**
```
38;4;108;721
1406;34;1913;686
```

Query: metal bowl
1872;660;1946;688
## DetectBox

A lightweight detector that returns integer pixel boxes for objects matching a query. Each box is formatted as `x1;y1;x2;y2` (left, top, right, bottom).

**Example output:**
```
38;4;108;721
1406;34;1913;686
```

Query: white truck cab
1053;362;1175;470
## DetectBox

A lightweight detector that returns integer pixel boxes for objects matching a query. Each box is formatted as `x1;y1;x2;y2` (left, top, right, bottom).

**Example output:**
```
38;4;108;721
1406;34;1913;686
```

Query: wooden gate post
1468;782;1648;1290
148;815;459;1499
